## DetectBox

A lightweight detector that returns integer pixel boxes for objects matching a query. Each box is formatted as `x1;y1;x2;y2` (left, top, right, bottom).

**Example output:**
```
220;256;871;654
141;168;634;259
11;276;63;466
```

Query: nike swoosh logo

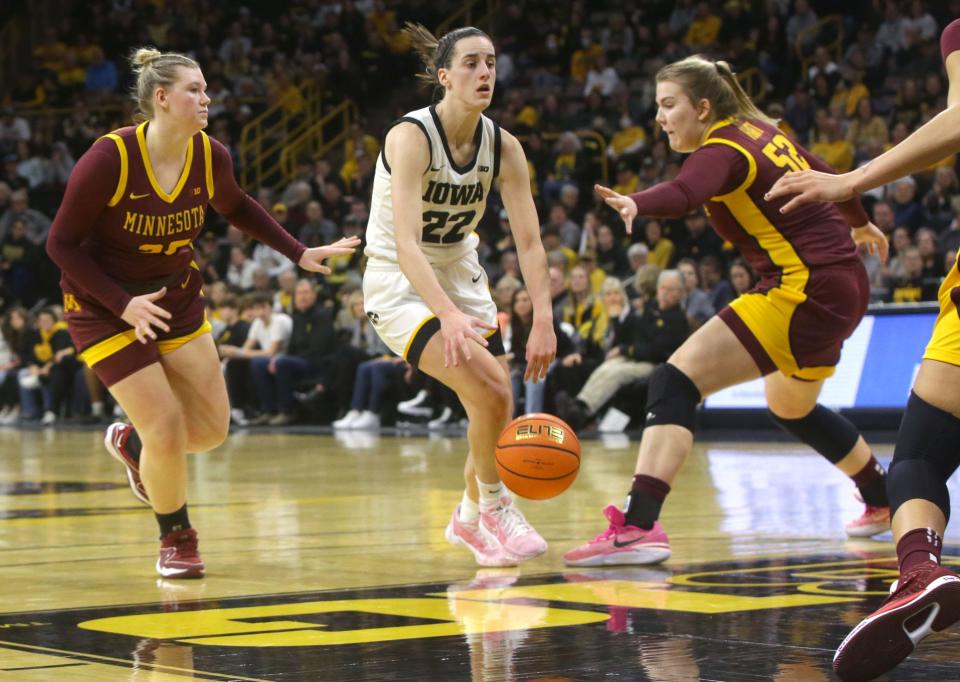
129;192;150;200
430;165;443;172
471;273;482;283
612;536;647;548
180;273;191;288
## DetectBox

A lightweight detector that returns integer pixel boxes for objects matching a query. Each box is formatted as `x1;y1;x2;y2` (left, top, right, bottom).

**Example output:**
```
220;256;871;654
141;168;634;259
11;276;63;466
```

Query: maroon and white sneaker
104;422;149;505
845;490;890;538
833;560;960;681
845;504;891;538
157;528;205;579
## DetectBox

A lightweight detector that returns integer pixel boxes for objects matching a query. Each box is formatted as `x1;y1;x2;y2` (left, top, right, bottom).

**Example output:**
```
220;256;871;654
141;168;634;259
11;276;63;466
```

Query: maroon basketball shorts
719;263;870;380
63;267;210;387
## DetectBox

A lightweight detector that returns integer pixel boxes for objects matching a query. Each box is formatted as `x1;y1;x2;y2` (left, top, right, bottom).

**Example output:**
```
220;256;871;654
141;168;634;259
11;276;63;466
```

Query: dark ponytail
402;22;491;95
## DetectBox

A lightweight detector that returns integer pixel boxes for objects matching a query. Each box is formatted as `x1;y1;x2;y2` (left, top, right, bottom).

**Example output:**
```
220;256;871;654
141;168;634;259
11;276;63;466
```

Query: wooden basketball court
1;426;958;680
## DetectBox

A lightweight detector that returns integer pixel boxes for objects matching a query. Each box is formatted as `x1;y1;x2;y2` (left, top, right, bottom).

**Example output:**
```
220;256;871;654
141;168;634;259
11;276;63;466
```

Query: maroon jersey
47;122;305;318
629;117;869;289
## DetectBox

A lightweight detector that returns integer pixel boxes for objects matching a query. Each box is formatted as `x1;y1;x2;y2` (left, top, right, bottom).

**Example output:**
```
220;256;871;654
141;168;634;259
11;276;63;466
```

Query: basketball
495;413;580;500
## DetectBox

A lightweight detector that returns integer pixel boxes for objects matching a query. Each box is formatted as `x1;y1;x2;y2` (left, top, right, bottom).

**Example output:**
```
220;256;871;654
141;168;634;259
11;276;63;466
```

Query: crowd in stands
1;0;959;430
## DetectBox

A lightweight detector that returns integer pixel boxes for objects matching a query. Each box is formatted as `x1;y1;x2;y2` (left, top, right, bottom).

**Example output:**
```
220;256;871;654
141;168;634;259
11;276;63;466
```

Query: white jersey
364;105;501;266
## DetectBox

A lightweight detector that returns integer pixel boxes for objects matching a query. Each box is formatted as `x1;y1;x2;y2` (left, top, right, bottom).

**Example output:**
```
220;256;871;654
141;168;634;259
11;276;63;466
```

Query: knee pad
769;404;859;464
645;363;701;432
887;391;960;520
888;459;951;522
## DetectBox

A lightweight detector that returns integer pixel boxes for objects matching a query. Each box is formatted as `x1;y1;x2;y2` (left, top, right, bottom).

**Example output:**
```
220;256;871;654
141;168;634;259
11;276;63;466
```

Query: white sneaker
398;390;432;417
41;410;57;425
351;410;380;430
333;409;361;429
428;407;453;430
0;406;18;424
230;408;249;426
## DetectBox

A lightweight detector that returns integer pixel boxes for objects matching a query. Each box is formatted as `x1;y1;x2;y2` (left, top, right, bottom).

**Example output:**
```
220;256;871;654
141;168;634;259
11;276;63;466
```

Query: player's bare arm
499;130;556;382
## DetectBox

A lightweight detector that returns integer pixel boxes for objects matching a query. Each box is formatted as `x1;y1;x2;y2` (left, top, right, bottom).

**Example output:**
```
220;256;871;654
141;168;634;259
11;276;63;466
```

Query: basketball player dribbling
768;19;960;682
45;48;359;578
362;23;557;566
564;55;891;568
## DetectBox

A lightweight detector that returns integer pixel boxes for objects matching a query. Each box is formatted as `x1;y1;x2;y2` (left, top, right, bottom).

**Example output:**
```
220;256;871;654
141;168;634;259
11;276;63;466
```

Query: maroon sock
897;527;943;574
850;455;887;507
623;474;671;530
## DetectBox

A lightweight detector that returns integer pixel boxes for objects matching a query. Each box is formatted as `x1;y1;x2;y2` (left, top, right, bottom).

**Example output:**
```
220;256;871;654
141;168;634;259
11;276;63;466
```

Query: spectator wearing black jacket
556;270;689;429
22;307;77;424
215;295;254;425
249;280;335;425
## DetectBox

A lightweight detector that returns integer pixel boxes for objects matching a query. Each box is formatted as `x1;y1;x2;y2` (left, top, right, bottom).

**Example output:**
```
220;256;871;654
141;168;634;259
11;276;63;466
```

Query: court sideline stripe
0;640;271;682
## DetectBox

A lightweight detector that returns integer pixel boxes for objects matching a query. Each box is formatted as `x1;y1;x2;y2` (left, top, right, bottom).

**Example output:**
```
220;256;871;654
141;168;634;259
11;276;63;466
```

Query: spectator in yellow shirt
684;2;722;50
810;116;854;172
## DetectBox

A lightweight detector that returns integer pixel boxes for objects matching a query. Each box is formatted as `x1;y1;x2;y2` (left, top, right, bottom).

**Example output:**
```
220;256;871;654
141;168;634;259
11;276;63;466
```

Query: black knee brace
644;363;701;432
887;391;960;521
769;404;860;463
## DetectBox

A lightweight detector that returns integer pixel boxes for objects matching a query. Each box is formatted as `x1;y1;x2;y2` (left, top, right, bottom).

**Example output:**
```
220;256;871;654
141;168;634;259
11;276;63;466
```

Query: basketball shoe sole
833;572;960;681
104;423;150;505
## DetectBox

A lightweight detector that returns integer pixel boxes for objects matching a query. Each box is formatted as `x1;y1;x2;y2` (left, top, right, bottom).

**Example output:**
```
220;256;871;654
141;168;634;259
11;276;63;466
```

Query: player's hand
562;352;582;367
438;310;496;368
595;184;637;233
298;236;362;274
764;169;857;213
852;221;889;264
121;287;172;343
524;318;557;383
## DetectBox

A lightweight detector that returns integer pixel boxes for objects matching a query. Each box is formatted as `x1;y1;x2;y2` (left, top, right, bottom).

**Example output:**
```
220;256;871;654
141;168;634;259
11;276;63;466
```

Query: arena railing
279;99;359;186
796;15;844;81
240;79;323;190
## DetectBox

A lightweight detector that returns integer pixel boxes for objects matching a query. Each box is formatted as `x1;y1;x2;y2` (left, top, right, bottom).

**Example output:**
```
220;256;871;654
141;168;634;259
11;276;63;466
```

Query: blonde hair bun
131;47;162;70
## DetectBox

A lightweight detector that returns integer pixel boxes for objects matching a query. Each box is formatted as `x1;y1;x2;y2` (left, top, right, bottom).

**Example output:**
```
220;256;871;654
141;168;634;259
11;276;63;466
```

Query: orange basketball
495;413;580;500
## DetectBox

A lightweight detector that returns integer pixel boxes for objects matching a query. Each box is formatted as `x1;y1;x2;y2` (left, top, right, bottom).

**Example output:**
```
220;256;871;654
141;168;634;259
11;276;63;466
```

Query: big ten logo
515;423;565;444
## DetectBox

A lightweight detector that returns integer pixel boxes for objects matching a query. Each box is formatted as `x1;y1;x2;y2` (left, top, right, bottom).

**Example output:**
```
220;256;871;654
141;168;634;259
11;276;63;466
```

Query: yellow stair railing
244;0;500;192
736;67;767;104
280;99;358;183
239;78;323;190
796;15;844;80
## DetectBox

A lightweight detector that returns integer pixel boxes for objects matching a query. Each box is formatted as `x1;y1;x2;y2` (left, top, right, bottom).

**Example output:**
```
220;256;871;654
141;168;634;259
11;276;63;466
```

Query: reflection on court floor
1;428;958;680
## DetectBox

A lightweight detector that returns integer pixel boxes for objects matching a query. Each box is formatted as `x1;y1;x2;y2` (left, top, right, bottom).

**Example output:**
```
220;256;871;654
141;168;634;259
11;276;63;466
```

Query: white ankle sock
477;477;505;508
458;491;479;522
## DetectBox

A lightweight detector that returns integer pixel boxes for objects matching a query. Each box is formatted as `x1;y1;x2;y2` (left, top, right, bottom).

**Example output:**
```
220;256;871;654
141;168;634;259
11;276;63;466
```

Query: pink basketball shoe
564;505;671;567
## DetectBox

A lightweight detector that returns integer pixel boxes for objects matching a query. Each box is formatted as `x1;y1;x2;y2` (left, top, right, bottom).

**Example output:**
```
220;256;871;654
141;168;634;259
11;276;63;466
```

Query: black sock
624;474;671;530
127;428;143;465
852;455;888;507
156;504;191;538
